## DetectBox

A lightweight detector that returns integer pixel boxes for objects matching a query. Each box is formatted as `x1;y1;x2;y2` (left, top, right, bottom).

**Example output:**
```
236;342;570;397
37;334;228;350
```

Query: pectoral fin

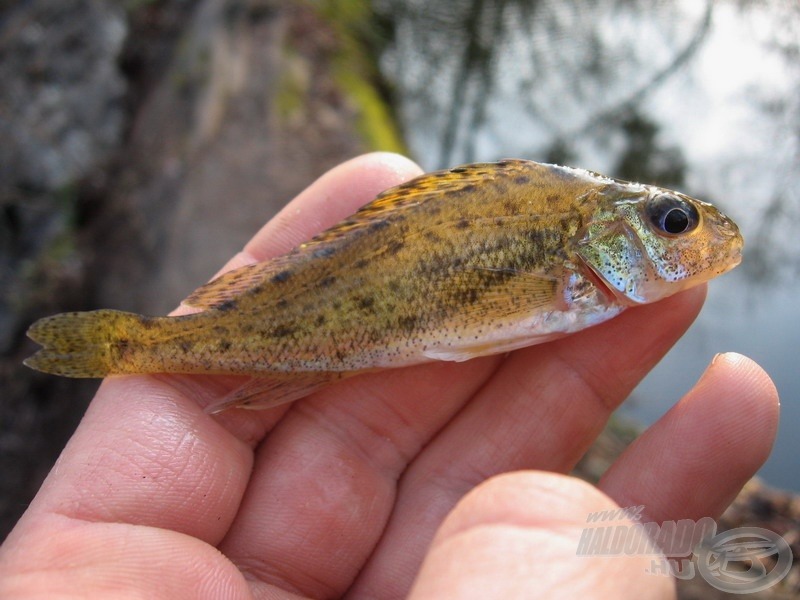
422;267;560;362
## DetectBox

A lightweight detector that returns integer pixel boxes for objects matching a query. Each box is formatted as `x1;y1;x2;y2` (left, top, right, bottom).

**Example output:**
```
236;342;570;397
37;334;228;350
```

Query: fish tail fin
24;309;159;378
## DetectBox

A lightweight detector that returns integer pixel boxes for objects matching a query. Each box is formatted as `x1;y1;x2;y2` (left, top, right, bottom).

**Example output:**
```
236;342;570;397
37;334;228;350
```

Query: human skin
0;153;779;599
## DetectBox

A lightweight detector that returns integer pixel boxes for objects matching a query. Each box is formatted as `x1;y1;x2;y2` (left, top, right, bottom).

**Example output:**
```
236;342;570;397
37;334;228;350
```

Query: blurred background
1;0;797;595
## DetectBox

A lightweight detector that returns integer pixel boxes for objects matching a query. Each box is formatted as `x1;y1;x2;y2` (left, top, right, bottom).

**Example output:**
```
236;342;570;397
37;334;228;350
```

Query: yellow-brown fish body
24;160;743;410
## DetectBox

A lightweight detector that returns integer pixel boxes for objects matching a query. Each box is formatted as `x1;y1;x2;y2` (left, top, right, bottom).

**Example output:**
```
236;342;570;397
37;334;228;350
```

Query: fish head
576;185;743;304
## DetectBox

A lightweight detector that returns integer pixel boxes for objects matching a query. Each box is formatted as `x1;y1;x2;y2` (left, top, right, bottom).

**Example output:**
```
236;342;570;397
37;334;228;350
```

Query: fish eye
645;194;699;235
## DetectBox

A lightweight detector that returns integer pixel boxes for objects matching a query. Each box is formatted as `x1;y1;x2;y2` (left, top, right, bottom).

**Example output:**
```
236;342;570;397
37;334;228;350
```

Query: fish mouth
578;258;631;305
713;219;744;274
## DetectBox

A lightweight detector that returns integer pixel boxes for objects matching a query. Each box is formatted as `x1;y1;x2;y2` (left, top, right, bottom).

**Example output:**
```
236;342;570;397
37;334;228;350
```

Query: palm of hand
0;153;778;600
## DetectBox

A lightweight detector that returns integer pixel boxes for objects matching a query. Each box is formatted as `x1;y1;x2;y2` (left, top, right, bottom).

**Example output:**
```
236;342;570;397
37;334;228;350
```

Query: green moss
313;0;407;154
275;49;309;121
333;63;405;153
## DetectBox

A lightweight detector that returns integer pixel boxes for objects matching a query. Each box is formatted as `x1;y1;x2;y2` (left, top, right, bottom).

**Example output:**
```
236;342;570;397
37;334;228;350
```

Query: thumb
408;471;675;600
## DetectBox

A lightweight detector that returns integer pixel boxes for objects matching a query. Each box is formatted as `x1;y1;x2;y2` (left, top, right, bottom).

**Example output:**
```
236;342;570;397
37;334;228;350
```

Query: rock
0;0;129;541
0;0;127;191
0;0;128;351
91;1;369;314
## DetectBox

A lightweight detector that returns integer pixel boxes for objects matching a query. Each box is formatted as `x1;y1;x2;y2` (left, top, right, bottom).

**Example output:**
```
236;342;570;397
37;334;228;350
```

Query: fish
24;159;743;412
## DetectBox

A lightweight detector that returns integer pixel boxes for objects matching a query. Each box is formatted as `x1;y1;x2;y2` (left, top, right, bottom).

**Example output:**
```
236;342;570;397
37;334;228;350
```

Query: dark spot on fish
271;324;295;338
458;184;476;194
525;229;545;243
241;323;254;334
456;218;470;229
319;275;336;287
216;299;237;311
332;300;342;311
514;175;530;184
386;240;404;255
451;166;469;174
213;325;227;335
353;258;369;269
315;314;326;326
219;340;231;351
276;298;289;309
271;270;292;284
398;315;419;332
355;295;375;311
423;204;442;217
313;246;337;259
369;219;390;233
180;341;192;353
424;230;441;242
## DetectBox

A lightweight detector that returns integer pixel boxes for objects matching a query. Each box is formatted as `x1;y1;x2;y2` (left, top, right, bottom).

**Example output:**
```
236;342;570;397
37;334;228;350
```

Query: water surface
378;0;800;490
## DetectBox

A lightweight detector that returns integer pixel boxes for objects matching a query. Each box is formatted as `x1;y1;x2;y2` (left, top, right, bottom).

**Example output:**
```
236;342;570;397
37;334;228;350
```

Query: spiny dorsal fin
185;160;535;310
298;160;529;249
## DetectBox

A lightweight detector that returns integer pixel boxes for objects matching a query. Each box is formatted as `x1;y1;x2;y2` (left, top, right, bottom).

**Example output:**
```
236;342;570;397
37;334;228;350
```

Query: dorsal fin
185;160;535;310
182;256;296;309
298;160;525;249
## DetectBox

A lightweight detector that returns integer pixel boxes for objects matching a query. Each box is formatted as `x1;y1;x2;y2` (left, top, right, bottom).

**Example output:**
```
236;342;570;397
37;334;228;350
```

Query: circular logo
696;527;793;594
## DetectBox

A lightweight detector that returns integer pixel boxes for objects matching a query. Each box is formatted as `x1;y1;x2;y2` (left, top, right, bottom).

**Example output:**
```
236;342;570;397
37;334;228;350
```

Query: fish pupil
664;208;689;234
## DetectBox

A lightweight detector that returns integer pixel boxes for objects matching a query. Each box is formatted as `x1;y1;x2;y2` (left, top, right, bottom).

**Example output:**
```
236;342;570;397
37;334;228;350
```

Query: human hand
0;153;779;599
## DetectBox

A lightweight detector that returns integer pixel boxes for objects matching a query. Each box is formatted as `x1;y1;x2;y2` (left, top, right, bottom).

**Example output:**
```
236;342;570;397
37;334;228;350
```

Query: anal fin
205;372;344;414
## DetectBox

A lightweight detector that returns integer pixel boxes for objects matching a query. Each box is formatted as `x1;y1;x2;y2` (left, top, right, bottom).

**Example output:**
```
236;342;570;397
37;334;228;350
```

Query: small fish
24;160;743;412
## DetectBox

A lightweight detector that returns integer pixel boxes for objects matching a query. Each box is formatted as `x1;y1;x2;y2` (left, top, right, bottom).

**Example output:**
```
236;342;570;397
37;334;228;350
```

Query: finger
409;472;675;600
599;353;779;525
349;285;706;598
11;153;425;551
217;357;504;598
0;514;254;599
